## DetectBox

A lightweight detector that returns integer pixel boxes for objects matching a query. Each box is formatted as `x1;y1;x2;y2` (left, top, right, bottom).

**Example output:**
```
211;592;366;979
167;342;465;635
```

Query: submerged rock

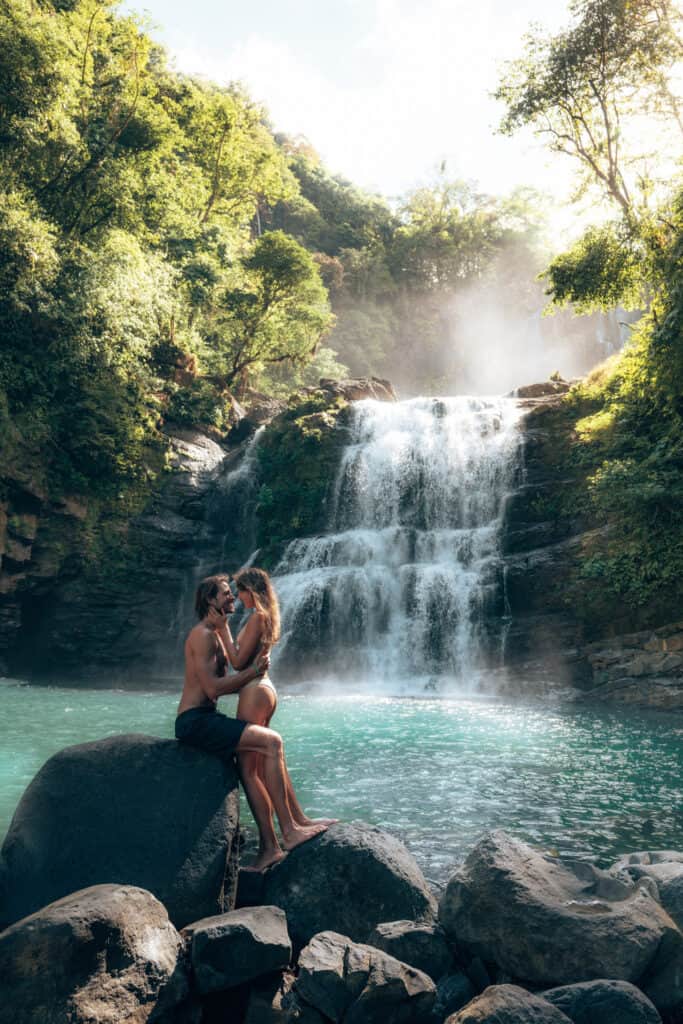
0;884;191;1024
446;984;573;1023
0;734;240;930
182;906;292;993
290;929;435;1023
542;979;662;1024
261;822;436;949
438;830;683;1014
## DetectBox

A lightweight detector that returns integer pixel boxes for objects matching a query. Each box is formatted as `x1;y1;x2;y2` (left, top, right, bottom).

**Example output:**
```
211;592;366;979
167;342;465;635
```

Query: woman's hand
206;606;226;631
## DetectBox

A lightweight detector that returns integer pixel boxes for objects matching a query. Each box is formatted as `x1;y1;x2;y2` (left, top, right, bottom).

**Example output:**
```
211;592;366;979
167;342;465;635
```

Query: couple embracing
175;569;335;871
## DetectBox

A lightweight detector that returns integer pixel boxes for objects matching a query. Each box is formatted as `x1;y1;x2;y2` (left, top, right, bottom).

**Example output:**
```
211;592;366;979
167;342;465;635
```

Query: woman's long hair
233;567;281;646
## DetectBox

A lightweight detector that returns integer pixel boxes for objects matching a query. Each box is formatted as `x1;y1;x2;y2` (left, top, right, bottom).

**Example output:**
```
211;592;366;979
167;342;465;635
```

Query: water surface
2;679;682;886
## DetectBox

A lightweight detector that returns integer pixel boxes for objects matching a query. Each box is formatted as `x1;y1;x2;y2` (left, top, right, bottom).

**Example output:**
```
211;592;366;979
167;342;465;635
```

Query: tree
207;231;334;391
496;0;683;219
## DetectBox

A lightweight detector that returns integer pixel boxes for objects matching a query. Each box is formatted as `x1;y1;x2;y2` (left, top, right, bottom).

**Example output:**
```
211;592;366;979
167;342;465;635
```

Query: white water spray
272;396;523;690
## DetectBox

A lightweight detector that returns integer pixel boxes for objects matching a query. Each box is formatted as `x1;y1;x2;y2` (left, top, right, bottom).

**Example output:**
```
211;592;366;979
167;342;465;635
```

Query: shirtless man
176;574;327;864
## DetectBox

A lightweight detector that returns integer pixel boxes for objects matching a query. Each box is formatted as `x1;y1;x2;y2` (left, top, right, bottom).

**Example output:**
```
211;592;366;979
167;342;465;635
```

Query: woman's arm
211;610;264;670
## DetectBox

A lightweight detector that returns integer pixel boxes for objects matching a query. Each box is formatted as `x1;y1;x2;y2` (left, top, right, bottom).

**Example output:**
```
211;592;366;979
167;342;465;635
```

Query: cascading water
272;396;523;690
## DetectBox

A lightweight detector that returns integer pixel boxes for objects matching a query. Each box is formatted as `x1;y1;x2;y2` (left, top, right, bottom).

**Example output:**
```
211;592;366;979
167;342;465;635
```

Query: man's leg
237;725;328;851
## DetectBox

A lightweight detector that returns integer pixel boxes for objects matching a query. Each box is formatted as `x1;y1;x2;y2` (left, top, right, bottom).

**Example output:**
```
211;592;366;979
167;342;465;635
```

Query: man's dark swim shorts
175;705;247;760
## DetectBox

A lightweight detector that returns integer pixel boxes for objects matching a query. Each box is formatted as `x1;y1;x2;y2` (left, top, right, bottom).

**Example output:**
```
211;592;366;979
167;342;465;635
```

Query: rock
438;831;683;1001
0;883;192;1024
0;734;240;930
244;972;295;1023
542;979;662;1023
182;906;292;993
446;984;573;1023
292;930;435;1023
367;919;454;981
261;822;436;949
513;379;574;399
432;972;476;1020
316;376;398;403
612;851;683;931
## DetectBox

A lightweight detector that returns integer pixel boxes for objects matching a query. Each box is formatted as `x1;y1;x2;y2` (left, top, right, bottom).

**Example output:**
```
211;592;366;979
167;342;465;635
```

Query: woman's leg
237;749;285;871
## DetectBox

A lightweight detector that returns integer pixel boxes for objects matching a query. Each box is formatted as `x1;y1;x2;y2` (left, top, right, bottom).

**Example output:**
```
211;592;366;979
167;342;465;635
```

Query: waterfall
272;396;523;691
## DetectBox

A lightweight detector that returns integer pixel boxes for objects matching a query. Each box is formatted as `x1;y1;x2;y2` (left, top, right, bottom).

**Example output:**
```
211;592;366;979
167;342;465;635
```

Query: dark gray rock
0;734;240;929
244;971;296;1023
446;984;573;1023
261;822;436;950
292;930;435;1024
367;919;453;981
182;906;292;993
432;972;476;1021
0;883;192;1024
542;980;662;1024
438;831;683;999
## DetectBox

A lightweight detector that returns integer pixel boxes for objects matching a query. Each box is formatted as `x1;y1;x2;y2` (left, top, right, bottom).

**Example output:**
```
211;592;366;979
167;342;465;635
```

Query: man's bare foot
242;848;286;872
281;822;328;852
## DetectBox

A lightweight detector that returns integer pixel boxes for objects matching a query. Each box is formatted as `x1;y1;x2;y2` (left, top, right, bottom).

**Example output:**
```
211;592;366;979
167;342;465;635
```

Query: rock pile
2;737;683;1023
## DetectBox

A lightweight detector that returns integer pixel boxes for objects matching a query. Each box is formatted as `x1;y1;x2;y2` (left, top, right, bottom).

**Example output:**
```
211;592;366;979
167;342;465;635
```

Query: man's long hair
195;574;229;621
233;567;281;646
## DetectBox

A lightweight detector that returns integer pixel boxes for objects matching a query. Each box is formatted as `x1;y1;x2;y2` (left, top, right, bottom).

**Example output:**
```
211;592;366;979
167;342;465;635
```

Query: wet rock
0;883;192;1024
513;378;574;400
446;984;573;1023
316;376;398;403
291;930;435;1023
438;831;683;1003
261;822;436;949
542;979;662;1024
182;906;292;993
367;919;454;981
0;734;240;930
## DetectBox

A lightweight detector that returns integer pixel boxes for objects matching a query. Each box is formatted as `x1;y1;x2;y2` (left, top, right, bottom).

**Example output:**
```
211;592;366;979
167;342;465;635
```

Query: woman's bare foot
281;822;328;852
242;848;287;872
297;816;339;827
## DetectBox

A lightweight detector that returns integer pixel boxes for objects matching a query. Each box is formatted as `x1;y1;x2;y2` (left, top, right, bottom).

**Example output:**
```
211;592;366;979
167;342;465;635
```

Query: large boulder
446;984;573;1023
182;906;292;993
0;883;192;1024
261;823;436;949
289;929;435;1023
542;979;662;1024
438;831;683;1006
0;734;240;929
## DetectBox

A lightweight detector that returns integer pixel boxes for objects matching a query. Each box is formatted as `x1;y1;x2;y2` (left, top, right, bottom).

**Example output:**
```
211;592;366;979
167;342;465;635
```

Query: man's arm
192;630;268;702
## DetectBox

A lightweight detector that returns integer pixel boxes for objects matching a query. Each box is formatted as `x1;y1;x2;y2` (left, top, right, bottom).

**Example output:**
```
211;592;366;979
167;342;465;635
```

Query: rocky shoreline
2;734;683;1023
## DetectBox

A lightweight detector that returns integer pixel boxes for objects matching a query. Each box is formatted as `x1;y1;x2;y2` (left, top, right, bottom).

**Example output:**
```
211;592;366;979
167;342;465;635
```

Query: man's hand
206;606;226;631
255;651;270;676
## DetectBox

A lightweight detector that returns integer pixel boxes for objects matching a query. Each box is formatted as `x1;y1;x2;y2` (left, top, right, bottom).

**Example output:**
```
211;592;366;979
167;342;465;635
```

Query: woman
212;567;334;871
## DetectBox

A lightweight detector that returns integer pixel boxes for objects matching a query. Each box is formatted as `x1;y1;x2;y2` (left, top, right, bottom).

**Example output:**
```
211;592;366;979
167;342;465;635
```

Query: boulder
290;930;435;1023
261;823;436;949
244;972;296;1023
446;984;573;1023
182;906;292;993
432;972;476;1021
612;851;683;932
0;883;192;1024
367;919;454;981
316;376;398;403
542;979;662;1024
438;831;683;1003
0;734;240;929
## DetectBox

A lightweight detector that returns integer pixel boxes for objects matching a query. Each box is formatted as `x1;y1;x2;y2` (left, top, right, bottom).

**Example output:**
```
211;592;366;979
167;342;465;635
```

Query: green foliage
544;222;643;312
254;393;350;563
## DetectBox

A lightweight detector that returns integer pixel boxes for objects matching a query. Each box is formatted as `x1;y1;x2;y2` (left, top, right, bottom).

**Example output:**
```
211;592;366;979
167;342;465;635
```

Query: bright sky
123;0;577;207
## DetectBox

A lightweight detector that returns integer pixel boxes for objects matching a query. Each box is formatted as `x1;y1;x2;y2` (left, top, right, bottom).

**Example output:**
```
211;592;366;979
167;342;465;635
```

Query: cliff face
502;384;683;706
1;376;681;704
